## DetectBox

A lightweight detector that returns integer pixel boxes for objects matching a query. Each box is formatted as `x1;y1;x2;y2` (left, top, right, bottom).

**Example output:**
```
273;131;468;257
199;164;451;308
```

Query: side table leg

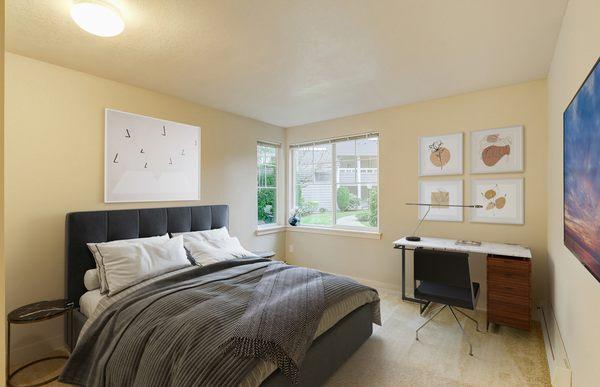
6;321;10;386
69;308;73;352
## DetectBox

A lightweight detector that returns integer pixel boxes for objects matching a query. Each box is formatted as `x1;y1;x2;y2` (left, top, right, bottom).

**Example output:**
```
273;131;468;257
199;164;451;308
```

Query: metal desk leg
401;245;406;298
401;245;428;308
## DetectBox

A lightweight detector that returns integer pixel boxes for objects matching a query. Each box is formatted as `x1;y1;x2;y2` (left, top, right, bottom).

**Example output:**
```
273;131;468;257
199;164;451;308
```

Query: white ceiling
7;0;568;127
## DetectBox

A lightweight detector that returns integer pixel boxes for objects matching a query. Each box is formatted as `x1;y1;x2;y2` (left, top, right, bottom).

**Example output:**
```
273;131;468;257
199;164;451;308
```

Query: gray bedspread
60;258;380;387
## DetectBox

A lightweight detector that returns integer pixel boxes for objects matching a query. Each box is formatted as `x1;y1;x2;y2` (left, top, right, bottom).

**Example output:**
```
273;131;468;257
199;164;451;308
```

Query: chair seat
414;281;480;310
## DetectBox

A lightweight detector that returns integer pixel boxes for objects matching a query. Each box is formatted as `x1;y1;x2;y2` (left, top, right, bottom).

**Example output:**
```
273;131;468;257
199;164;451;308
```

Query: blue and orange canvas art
564;58;600;282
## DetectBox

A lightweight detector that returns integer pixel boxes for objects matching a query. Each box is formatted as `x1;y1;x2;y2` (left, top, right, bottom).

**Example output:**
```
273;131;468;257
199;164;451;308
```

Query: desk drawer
488;278;530;296
488;257;530;277
487;254;531;330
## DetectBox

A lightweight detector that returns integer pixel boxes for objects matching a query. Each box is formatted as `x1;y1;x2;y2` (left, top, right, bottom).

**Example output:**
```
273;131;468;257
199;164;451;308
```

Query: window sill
286;225;382;240
255;225;287;236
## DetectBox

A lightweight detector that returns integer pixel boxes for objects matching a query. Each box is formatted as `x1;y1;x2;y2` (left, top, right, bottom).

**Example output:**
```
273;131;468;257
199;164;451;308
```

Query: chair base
415;304;482;356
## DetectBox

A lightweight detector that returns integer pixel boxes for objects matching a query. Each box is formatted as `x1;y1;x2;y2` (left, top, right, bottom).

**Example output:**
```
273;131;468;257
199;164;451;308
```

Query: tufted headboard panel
65;205;228;307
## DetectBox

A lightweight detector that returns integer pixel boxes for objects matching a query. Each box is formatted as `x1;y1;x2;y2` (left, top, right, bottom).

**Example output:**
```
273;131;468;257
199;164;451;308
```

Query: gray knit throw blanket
221;263;325;384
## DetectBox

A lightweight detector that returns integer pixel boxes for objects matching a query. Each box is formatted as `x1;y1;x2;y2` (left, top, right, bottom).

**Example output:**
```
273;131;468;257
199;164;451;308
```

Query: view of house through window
291;133;378;229
257;142;279;226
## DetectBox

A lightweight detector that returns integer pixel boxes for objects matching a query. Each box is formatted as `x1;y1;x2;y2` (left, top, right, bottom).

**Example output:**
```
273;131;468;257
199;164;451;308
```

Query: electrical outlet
288;244;294;253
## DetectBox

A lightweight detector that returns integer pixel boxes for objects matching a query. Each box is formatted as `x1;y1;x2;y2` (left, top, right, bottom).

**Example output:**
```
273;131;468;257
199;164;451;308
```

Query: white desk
393;236;532;308
394;237;532;259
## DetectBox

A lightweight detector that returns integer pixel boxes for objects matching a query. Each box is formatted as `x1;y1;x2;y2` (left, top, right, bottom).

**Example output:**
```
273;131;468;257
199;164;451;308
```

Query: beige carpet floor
11;290;550;386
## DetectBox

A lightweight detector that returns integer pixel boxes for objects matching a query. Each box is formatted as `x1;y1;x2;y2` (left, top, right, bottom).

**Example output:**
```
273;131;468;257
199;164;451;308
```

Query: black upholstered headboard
65;205;228;307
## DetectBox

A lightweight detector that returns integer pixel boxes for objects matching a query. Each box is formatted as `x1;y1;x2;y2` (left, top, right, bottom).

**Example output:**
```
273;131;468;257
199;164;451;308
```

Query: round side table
6;299;74;387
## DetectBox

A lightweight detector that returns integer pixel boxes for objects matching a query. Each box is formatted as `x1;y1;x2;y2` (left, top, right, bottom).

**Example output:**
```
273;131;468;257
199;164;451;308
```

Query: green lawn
300;210;370;227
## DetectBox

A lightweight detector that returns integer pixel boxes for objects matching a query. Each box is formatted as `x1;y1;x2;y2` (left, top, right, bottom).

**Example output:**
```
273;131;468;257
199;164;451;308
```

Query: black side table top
8;299;74;323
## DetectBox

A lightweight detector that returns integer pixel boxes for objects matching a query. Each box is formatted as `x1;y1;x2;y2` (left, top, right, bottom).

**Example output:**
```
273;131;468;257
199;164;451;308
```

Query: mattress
79;289;103;318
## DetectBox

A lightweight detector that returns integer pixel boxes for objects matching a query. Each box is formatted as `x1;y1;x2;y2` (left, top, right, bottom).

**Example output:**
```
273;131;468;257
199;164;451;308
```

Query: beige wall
1;0;5;384
286;80;548;311
4;53;285;362
547;0;600;385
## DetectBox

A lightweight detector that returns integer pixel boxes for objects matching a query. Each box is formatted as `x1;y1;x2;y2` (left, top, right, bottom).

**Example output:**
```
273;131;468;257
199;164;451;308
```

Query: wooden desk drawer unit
487;254;531;330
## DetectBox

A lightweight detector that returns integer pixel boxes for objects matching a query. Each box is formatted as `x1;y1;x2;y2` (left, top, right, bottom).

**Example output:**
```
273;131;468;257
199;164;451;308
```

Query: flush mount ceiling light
70;0;124;37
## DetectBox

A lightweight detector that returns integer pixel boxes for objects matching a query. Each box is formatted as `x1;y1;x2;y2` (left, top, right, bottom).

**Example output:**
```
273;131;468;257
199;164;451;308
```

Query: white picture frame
470;178;524;224
419;133;463;176
470;125;523;174
105;109;200;203
418;180;463;222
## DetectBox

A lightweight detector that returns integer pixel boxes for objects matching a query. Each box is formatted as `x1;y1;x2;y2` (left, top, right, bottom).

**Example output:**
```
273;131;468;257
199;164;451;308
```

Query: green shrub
356;211;370;222
257;189;276;224
368;187;378;227
299;200;319;216
337;186;350;211
295;182;304;207
348;193;360;210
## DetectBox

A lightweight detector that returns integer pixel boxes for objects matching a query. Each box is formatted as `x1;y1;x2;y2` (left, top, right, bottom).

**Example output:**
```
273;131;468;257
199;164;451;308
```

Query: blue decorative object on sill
288;209;300;226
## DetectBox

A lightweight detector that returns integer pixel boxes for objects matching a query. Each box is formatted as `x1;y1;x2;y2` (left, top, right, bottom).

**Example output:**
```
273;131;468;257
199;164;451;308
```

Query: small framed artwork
419;133;463;176
418;180;463;222
470;178;524;224
470;126;523;174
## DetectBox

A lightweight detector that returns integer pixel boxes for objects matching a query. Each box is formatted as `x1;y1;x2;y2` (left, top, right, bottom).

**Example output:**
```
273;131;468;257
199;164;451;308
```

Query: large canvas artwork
105;109;200;203
564;58;600;282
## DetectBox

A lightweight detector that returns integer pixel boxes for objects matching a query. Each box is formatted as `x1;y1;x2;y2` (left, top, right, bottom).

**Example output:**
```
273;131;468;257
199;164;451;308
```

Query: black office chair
413;248;482;356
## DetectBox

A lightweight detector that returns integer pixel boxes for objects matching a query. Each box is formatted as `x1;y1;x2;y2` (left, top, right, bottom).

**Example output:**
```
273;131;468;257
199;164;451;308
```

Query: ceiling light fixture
70;0;124;37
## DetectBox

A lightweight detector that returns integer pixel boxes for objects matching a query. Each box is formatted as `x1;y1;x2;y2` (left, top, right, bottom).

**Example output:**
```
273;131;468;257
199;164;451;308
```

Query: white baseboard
347;275;400;294
537;301;571;387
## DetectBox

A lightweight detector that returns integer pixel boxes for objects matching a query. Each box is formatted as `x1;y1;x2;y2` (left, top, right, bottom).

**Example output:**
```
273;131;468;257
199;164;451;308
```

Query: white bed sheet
79;289;104;318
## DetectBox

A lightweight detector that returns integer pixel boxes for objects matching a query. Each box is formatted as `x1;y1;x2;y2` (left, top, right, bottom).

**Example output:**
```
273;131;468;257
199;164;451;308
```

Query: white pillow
97;236;190;296
83;269;100;291
207;237;256;257
185;236;256;266
172;227;230;242
184;240;233;266
87;234;170;294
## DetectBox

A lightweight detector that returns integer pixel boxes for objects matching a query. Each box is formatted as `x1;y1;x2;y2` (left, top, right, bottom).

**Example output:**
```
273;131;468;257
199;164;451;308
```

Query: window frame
257;140;282;229
289;133;380;232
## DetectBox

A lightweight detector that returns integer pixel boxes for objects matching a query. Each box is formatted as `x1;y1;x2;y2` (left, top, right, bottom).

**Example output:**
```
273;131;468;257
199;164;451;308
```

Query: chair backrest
414;248;471;288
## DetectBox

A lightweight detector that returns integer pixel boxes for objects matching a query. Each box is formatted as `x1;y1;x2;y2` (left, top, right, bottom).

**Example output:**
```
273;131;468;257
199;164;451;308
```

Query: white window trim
286;225;382;240
255;224;287;236
257;140;284;231
287;132;380;234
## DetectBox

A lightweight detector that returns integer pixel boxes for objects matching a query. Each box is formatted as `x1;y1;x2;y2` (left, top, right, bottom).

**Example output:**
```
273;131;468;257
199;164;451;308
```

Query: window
257;141;280;227
291;133;379;230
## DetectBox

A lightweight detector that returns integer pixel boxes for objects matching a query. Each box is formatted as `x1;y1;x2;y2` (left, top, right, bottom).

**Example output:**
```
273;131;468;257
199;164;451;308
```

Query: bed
63;205;379;386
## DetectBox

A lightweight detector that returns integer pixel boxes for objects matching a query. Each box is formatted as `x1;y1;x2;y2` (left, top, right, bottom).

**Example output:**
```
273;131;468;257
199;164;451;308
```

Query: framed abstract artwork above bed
564;57;600;282
105;109;200;203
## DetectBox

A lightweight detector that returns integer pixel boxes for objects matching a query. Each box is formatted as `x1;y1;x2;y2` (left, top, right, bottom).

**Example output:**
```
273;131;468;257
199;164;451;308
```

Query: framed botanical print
419;133;463;176
470;126;523;174
470;178;524;224
418;180;463;222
